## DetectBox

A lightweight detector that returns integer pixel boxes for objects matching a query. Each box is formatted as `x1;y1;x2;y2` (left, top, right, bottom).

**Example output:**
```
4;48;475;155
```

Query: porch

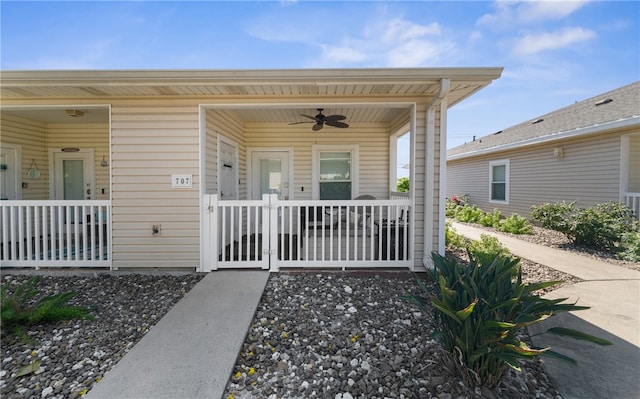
202;193;412;271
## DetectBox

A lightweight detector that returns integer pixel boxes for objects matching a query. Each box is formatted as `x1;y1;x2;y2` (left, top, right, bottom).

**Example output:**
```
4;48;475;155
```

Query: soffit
0;68;502;125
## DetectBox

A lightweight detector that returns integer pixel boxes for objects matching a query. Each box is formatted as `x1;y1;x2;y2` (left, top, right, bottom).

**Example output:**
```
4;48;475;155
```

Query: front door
251;151;290;200
219;140;238;200
53;150;94;200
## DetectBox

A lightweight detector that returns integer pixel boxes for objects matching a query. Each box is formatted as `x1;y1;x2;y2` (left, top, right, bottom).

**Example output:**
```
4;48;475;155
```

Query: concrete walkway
451;222;640;399
86;271;269;399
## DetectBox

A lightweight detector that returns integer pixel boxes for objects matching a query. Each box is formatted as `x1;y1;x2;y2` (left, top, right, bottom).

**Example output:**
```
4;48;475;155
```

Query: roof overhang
0;68;502;106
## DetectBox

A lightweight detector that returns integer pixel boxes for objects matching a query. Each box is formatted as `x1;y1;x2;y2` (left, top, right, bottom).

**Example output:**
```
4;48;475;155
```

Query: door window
250;151;290;200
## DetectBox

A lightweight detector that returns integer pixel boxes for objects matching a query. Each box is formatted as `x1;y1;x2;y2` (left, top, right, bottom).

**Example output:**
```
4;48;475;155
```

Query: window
312;145;359;200
489;160;509;203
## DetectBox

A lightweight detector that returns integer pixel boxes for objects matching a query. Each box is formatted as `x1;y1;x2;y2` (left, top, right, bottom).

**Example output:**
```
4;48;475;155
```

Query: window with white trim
312;144;358;200
489;160;509;203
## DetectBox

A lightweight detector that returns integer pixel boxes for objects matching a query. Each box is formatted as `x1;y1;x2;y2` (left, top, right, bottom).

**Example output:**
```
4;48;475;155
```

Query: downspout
423;78;450;269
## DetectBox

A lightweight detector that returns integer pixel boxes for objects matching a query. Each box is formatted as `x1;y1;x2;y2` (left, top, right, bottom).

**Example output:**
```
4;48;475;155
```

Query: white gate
201;194;412;272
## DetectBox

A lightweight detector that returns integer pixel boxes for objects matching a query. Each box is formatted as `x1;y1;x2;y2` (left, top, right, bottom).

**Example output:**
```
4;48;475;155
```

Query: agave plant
403;252;611;387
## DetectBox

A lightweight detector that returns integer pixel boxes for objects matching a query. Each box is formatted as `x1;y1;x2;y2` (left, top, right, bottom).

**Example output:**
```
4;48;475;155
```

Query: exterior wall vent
595;98;613;106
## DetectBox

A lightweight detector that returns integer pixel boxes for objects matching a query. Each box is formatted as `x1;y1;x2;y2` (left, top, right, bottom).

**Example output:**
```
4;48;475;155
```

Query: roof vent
595;98;613;106
532;118;544;124
494;130;503;135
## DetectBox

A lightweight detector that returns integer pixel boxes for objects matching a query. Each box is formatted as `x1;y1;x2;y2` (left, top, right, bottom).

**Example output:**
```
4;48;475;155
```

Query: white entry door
52;150;94;200
219;140;238;200
251;151;290;200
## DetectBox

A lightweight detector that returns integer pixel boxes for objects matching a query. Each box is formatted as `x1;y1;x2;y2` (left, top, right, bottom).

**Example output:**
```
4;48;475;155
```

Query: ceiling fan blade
325;121;349;128
324;114;346;122
312;123;324;131
300;114;317;121
288;121;313;125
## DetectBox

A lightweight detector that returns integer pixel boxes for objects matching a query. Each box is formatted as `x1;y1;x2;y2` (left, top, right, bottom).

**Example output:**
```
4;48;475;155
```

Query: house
0;68;502;271
447;81;640;220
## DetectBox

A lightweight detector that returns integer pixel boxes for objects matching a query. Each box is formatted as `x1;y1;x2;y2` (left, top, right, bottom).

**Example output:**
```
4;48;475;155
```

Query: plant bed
224;271;566;399
0;273;203;399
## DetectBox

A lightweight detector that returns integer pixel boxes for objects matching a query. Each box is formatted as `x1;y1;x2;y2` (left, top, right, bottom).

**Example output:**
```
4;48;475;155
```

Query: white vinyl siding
489;160;509;203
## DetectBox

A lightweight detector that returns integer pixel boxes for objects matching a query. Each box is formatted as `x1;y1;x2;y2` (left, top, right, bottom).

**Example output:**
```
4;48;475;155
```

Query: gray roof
448;80;640;158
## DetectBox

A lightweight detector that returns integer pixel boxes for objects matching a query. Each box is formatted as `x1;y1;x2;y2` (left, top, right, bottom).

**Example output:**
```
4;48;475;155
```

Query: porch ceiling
1;68;503;124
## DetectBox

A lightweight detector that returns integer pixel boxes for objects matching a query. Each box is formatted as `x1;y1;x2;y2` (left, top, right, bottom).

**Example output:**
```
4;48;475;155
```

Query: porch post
201;194;219;272
265;194;279;272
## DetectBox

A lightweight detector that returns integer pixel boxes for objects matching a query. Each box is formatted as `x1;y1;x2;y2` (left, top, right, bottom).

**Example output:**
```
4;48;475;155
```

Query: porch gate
202;194;412;272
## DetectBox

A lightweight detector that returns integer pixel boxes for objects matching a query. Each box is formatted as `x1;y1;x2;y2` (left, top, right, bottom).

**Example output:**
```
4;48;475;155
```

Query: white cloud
513;27;596;55
469;30;483;42
318;17;453;67
478;0;590;29
322;45;368;64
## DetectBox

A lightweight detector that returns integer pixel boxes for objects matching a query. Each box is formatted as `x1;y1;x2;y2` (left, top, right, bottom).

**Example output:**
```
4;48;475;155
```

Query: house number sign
171;174;193;188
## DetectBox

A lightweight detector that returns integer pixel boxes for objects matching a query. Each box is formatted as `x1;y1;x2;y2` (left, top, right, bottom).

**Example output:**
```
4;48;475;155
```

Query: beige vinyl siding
47;122;109;200
244;123;390;200
205;109;246;198
111;105;201;269
0;114;48;199
628;133;640;192
447;130;626;217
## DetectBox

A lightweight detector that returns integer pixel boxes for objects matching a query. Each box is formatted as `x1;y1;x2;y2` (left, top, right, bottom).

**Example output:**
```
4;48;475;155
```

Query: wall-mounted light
64;109;85;118
553;147;564;159
101;156;108;167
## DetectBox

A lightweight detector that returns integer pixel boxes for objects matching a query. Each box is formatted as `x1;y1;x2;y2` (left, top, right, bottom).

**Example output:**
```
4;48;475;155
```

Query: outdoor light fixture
554;147;564;159
64;109;85;117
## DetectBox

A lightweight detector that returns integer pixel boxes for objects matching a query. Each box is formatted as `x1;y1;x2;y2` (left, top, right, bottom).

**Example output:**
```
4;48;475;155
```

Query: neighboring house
447;81;640;220
0;68;502;271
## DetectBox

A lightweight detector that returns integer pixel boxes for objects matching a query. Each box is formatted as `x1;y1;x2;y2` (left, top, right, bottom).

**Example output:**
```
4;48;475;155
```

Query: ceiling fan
289;108;349;131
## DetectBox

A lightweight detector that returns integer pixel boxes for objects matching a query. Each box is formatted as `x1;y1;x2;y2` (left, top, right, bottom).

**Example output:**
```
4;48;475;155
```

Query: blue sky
1;1;638;177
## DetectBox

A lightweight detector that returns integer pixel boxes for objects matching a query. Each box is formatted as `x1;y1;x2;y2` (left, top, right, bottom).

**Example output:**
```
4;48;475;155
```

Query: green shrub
445;221;470;249
569;202;637;252
1;277;94;342
530;201;577;233
446;194;468;218
396;177;410;193
478;208;502;228
619;231;640;262
403;252;612;387
454;205;486;224
498;214;533;235
468;234;511;265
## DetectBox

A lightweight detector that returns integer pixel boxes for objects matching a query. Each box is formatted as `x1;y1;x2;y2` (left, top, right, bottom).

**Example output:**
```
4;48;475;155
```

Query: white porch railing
0;201;111;268
623;192;640;220
202;194;412;271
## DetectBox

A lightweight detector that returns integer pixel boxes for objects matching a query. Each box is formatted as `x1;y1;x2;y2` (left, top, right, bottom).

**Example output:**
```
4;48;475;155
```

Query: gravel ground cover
0;273;203;399
223;270;566;399
2;222;622;399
